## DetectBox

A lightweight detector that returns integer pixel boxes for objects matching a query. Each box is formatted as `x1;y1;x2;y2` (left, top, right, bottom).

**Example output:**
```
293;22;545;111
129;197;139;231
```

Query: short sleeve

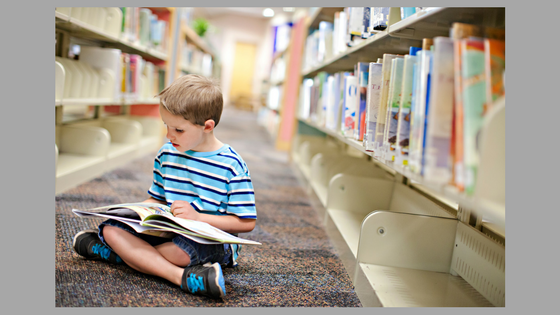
147;152;167;202
226;171;256;219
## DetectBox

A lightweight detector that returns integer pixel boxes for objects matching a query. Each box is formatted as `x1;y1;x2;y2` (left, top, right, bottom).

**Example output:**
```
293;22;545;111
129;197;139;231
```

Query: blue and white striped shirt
148;143;257;220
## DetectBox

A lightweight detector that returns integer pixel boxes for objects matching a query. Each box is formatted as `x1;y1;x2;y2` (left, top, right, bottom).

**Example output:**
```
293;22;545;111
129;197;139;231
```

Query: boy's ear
203;119;215;132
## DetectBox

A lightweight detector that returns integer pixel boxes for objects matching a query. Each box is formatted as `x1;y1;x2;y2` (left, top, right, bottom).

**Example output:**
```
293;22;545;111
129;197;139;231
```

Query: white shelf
56;14;168;61
358;264;493;307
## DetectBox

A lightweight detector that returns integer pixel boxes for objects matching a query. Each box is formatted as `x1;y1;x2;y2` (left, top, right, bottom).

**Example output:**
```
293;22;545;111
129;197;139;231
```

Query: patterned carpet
55;107;362;307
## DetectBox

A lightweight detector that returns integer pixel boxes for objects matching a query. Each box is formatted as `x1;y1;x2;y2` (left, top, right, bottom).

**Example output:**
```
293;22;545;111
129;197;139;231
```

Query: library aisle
55;106;362;307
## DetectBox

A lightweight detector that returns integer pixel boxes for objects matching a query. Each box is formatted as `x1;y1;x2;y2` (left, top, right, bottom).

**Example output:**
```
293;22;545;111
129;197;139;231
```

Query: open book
72;203;261;245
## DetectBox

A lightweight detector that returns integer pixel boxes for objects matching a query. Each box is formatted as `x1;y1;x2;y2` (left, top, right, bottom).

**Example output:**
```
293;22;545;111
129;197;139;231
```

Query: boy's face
159;105;206;152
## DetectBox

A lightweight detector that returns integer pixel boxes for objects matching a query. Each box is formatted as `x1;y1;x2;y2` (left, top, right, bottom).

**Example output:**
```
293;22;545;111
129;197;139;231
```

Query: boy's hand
170;200;200;221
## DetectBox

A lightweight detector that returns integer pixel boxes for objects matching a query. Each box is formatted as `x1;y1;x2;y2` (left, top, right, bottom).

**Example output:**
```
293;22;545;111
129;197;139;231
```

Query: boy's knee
102;225;125;244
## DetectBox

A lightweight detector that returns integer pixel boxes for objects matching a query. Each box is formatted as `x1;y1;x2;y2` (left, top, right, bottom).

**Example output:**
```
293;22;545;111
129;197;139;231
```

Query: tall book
354;62;369;141
484;38;505;106
451;23;483;191
325;75;336;130
362;7;371;38
373;54;403;157
408;49;433;174
395;47;421;166
461;38;487;195
363;63;383;151
338;72;352;135
423;37;455;183
343;75;358;138
382;57;404;161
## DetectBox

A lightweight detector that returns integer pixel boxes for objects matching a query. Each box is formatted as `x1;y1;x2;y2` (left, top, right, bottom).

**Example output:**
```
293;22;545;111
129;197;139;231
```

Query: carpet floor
55;107;362;307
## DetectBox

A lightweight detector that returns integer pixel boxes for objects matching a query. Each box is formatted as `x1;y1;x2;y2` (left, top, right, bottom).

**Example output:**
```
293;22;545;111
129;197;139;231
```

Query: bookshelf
54;7;180;194
285;7;506;307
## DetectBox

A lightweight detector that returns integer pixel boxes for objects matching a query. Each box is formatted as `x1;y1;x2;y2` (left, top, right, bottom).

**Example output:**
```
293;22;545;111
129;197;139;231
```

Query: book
451;23;483;191
325;75;336;130
371;7;390;31
338;72;352;135
408;49;432;174
373;54;403;157
382;57;404;161
423;37;455;184
343;75;358;138
363;62;383;151
461;38;487;195
72;203;262;245
395;47;421;166
354;62;369;141
484;38;505;106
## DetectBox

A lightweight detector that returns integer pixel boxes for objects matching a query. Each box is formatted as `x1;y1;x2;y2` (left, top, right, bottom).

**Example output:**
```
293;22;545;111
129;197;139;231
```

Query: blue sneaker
72;229;123;264
181;262;226;299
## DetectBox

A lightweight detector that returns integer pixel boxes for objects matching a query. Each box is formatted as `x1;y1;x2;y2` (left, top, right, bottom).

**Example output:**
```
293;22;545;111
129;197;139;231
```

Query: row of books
303;7;423;72
120;7;169;53
58;7;169;55
298;22;505;196
180;41;214;78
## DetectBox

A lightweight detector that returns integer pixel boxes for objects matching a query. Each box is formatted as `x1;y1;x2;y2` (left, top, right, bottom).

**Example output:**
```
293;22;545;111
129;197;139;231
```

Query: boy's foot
73;229;123;264
181;262;226;299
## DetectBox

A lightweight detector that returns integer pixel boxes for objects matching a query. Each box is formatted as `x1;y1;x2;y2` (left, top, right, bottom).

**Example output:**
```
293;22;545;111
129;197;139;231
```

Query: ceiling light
263;8;275;17
283;7;295;12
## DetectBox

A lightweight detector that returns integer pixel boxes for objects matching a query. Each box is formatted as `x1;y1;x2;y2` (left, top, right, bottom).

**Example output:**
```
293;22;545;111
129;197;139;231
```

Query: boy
72;74;257;299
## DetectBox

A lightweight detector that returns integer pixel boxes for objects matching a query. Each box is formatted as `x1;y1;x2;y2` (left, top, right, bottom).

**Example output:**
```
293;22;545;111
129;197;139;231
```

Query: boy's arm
170;200;255;234
141;197;168;205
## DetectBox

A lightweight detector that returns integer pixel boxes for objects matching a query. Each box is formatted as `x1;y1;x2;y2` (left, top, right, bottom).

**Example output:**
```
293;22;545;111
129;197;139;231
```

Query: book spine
354;62;369;141
373;54;402;157
461;38;486;195
364;63;383;151
362;7;371;38
383;58;404;162
408;50;433;174
395;54;417;166
451;23;481;191
343;75;358;138
339;72;350;135
424;37;455;183
484;38;505;106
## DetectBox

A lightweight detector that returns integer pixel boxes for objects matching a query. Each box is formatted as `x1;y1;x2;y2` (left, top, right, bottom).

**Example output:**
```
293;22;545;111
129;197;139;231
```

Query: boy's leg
102;225;186;286
104;225;226;298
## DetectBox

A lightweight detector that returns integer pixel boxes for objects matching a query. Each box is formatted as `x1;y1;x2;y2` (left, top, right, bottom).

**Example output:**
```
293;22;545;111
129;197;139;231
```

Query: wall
205;14;273;106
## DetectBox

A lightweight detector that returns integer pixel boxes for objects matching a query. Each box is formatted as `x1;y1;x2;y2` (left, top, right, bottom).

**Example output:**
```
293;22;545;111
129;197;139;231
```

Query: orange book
450;23;483;190
484;39;505;107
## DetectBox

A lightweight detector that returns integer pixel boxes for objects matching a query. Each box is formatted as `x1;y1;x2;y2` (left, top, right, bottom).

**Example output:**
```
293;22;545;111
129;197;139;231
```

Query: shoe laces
187;273;205;293
91;243;112;260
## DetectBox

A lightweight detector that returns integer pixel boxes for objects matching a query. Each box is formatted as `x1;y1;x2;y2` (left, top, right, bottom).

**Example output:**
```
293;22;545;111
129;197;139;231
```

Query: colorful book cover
373;54;403;156
363;63;383;151
451;22;483;191
461;38;487;195
343;75;358;138
382;58;404;161
319;72;330;127
484;38;505;106
423;37;455;183
395;53;418;166
354;62;369;141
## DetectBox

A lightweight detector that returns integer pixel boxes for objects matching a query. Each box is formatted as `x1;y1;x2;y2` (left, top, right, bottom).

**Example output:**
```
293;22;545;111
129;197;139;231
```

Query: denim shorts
98;219;232;267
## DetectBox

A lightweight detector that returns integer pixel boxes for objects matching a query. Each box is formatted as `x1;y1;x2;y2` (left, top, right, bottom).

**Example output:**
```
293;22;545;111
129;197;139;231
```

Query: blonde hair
157;74;223;127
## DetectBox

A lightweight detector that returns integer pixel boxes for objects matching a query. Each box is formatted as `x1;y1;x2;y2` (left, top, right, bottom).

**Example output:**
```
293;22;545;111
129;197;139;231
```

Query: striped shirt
148;142;257;220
